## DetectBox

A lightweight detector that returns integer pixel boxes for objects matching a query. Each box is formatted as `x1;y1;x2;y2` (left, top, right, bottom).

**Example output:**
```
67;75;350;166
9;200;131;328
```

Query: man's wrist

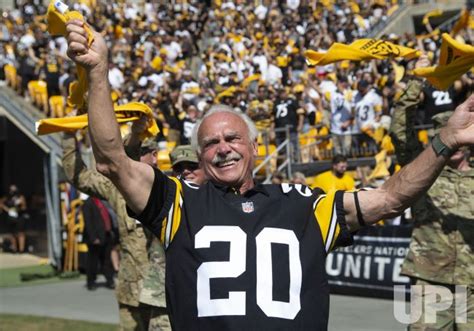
87;63;108;79
432;132;456;157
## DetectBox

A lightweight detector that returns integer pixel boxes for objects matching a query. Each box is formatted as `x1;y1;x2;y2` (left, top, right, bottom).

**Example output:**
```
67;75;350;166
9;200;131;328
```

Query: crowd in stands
1;0;473;187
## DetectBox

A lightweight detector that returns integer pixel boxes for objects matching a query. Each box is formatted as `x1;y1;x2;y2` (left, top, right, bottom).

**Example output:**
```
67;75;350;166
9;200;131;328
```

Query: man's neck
237;179;255;195
212;177;255;195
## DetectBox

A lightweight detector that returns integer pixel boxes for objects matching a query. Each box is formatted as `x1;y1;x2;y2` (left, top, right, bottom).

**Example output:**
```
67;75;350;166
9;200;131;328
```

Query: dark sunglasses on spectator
140;147;154;156
173;162;199;173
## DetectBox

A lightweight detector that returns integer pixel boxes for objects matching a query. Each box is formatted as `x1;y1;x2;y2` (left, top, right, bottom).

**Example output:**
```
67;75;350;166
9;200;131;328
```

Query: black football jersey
132;168;352;330
422;85;456;120
273;98;301;132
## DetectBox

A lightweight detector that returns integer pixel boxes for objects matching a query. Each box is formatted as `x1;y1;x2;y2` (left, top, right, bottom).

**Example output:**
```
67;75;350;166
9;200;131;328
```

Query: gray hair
191;104;258;154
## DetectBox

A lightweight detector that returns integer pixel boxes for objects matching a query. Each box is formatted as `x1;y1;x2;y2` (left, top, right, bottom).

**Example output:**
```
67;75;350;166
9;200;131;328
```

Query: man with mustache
66;20;474;330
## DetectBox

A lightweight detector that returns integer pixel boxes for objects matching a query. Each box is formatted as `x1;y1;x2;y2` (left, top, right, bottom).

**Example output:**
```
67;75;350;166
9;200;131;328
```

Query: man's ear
252;140;258;157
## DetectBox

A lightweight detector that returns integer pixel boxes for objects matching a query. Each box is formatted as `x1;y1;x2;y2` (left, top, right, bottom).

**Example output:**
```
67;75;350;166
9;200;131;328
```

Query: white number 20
195;226;302;320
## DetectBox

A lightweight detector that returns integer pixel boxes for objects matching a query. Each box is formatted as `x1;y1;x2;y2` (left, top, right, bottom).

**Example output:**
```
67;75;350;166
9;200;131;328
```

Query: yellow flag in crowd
349;1;360;14
216;86;238;102
241;73;261;88
368;150;391;180
422;9;443;25
391;61;405;83
47;0;93;110
36;102;159;139
416;28;441;40
305;39;421;66
451;8;470;37
413;33;474;90
386;4;399;17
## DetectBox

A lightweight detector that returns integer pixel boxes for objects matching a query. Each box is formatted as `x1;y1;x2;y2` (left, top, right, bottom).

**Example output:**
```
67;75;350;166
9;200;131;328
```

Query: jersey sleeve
313;190;353;252
373;93;383;113
127;167;183;249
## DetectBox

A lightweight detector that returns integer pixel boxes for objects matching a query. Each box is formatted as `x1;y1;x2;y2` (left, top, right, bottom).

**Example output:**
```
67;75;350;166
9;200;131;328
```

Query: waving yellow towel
422;9;443;26
412;33;474;90
47;0;93;110
36;102;159;139
304;39;420;66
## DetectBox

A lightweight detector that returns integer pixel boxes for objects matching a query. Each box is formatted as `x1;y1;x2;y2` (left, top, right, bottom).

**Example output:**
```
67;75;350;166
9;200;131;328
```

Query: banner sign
326;225;413;295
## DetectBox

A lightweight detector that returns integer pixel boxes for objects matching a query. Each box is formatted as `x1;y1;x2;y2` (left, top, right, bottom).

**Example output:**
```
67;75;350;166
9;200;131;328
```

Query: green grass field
0;314;118;331
0;265;82;288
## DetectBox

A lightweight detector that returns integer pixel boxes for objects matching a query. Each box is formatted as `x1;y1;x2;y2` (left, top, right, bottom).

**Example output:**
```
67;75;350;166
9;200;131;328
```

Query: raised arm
344;93;474;230
62;115;147;198
65;20;153;214
390;56;430;166
389;78;424;166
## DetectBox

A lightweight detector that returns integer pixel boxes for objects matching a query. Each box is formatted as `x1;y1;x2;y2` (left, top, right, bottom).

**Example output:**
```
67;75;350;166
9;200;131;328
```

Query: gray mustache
212;152;241;165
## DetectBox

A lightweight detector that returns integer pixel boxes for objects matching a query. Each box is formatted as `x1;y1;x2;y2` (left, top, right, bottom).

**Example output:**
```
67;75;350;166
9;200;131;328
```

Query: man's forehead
199;112;246;136
201;129;243;142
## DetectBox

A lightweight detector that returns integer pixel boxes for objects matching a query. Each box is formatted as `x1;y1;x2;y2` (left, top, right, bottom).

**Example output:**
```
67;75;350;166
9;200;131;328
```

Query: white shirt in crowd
164;41;182;63
265;64;283;85
330;90;352;135
252;53;268;75
319;79;337;99
352;89;383;134
287;0;300;10
181;80;200;101
108;66;125;90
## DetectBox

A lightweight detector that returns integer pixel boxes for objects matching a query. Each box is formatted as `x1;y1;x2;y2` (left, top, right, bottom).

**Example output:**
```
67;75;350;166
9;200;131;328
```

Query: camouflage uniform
139;236;168;330
62;134;170;331
390;79;474;330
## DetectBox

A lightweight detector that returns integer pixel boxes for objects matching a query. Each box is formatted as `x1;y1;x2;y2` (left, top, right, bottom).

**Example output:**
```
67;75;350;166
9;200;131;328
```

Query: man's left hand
440;94;474;150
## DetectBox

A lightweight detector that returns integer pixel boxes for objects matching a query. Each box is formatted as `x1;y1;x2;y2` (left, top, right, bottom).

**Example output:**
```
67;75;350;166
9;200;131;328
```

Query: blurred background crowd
0;3;473;330
0;0;473;223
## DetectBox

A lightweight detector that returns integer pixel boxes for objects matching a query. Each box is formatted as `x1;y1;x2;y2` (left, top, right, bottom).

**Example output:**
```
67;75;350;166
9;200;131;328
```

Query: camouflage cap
141;138;160;150
170;145;198;166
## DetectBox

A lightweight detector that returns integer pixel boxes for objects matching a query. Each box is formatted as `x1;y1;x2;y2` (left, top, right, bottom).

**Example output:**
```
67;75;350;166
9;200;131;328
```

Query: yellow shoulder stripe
160;177;183;249
314;191;341;252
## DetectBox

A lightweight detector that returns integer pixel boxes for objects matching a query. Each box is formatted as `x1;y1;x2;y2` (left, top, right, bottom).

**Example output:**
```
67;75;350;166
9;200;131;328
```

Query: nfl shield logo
241;201;254;213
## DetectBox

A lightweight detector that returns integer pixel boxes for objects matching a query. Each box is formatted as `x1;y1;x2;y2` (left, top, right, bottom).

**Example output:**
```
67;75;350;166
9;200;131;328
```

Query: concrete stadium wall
379;0;466;37
0;0;14;10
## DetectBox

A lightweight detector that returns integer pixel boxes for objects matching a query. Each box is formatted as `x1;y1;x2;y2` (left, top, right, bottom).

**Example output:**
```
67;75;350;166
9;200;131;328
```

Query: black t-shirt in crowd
422;85;457;123
273;97;301;133
158;98;181;131
129;168;352;331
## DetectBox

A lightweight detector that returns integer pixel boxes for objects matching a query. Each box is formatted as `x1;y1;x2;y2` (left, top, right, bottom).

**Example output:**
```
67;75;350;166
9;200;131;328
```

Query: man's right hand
131;115;149;136
414;54;430;70
66;20;108;73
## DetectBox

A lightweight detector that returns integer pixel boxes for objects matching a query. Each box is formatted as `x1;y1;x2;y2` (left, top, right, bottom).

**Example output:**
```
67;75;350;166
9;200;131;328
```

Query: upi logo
393;285;467;324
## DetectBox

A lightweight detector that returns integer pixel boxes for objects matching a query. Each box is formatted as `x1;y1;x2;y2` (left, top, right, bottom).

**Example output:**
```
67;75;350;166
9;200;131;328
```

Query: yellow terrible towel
422;9;443;25
451;8;470;37
36;102;159;139
305;39;421;66
412;33;474;90
47;0;93;110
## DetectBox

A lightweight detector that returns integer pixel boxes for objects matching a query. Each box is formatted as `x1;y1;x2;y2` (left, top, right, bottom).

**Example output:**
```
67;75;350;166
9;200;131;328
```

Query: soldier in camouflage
390;56;474;331
140;144;204;330
62;118;170;331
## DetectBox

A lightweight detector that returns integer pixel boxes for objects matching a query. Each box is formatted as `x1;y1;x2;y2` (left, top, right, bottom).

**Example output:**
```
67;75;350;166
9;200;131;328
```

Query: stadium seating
4;64;19;91
49;95;66;118
27;80;48;113
255;143;277;176
157;141;176;172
